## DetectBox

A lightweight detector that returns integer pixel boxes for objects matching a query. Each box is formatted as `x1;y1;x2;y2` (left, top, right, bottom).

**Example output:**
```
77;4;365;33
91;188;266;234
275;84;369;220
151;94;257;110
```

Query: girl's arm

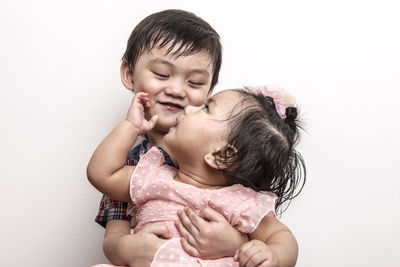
87;92;158;201
235;216;298;267
87;120;137;201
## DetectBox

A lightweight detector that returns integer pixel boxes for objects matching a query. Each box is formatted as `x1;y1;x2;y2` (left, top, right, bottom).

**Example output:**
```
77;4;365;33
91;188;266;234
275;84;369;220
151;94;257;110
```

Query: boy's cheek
187;90;209;106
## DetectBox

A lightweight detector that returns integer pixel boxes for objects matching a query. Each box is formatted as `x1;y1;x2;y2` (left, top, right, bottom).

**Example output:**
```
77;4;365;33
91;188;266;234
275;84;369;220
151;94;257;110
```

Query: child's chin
155;118;176;133
165;126;176;137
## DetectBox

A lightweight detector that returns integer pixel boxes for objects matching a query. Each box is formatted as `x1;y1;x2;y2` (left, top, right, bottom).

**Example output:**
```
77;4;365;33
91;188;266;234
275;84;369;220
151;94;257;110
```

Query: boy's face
122;45;214;134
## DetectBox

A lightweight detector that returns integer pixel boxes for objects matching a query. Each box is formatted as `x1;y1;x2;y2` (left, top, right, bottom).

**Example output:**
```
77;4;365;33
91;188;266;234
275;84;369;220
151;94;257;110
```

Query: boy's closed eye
202;103;209;112
152;71;170;78
189;80;205;86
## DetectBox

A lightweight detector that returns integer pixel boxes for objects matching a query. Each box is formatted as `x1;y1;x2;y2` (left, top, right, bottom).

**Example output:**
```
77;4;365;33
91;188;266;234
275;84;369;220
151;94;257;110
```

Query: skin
120;45;214;144
94;45;248;266
88;90;299;266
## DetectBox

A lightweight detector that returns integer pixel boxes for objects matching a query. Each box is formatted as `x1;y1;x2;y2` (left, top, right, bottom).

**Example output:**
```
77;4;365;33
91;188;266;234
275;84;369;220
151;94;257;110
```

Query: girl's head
164;87;305;211
120;9;222;136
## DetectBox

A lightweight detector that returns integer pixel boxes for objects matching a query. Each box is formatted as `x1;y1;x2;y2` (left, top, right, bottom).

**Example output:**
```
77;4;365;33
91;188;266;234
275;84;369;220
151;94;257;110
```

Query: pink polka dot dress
92;147;277;267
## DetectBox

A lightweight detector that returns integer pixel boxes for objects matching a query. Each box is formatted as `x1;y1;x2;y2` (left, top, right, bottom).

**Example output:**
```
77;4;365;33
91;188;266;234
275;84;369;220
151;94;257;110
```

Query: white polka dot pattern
127;147;277;266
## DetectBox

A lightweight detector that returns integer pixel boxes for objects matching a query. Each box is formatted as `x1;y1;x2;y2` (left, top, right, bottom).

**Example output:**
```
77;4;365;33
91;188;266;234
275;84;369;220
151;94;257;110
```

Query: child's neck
147;130;166;147
147;130;178;166
174;164;228;190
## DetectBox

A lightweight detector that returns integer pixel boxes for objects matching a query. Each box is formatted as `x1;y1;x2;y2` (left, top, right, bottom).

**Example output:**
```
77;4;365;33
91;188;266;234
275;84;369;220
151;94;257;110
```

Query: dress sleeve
231;190;277;233
129;147;165;204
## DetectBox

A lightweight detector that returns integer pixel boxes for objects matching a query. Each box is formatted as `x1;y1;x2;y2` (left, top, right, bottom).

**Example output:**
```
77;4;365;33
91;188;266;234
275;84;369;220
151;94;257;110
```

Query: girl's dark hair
214;90;306;214
122;9;222;88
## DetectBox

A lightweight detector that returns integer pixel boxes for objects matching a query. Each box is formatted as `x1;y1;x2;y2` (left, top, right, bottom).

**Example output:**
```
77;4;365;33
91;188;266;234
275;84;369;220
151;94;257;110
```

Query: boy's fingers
174;219;197;247
177;209;200;236
184;207;206;232
199;206;225;223
180;237;201;258
142;223;171;239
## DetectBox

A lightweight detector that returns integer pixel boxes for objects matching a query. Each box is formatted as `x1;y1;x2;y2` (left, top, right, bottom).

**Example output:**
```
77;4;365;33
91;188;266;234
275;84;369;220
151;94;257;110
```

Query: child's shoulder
126;136;150;166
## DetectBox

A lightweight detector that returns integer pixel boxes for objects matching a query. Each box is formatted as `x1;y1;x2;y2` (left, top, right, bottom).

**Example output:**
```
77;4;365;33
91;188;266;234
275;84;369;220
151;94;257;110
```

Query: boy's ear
207;85;215;97
204;145;237;170
120;61;134;91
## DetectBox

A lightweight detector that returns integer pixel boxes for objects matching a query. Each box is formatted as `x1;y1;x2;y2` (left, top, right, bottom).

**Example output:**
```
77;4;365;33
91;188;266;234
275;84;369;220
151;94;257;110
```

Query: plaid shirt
95;138;175;227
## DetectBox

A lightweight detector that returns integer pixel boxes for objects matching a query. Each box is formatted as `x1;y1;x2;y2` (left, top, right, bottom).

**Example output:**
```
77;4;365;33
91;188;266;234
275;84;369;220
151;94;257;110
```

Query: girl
88;86;305;266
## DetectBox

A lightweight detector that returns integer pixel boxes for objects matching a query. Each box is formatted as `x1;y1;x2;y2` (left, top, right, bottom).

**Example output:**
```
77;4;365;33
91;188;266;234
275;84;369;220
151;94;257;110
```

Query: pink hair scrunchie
243;85;296;120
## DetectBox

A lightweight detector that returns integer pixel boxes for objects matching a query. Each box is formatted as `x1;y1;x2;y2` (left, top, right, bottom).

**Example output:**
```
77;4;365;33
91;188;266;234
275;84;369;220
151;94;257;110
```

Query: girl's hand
234;240;278;267
126;92;158;134
175;206;249;259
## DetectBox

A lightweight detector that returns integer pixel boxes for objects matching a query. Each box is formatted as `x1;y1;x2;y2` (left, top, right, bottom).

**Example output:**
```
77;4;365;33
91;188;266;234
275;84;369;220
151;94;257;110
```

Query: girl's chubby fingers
134;91;149;98
137;93;151;108
234;241;254;261
148;115;158;127
133;92;147;103
140;96;151;106
242;252;266;267
234;242;258;267
234;240;276;267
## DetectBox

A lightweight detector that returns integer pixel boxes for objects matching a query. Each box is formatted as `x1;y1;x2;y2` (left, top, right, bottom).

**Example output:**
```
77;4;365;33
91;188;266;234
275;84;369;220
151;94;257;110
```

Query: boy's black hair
122;9;222;88
214;90;306;214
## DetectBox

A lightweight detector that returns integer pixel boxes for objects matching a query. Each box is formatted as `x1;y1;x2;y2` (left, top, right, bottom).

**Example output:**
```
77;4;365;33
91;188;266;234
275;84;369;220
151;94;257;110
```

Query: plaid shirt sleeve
95;194;130;228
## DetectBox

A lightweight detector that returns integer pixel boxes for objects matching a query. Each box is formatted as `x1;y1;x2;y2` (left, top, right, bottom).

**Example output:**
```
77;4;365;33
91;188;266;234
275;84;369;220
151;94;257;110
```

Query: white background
1;0;399;266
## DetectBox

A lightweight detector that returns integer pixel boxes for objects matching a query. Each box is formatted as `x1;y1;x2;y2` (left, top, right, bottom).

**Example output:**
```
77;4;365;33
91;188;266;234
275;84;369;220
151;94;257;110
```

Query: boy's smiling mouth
159;101;184;111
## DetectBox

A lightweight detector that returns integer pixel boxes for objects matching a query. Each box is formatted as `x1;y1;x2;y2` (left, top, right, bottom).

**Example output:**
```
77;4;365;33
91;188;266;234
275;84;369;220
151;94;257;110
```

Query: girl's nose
184;105;198;115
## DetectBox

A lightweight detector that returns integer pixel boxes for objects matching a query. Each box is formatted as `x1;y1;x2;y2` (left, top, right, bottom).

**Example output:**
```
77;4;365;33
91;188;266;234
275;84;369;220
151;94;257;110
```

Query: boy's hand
175;206;249;259
126;92;158;134
234;240;278;267
112;224;171;266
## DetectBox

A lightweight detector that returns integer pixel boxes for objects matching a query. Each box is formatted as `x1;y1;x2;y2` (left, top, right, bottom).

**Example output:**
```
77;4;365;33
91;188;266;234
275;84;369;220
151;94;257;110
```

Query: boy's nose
165;81;186;98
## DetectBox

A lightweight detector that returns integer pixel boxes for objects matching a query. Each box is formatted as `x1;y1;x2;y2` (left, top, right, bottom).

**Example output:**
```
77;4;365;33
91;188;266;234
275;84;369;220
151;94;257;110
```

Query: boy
93;9;248;266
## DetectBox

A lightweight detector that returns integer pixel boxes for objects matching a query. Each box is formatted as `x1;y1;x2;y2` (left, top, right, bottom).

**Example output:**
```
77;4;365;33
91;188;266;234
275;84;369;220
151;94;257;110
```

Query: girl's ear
204;153;221;170
204;145;237;170
120;61;134;91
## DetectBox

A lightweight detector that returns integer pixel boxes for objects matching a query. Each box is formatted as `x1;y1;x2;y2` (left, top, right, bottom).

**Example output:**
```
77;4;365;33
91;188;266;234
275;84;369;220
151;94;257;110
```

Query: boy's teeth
165;103;181;108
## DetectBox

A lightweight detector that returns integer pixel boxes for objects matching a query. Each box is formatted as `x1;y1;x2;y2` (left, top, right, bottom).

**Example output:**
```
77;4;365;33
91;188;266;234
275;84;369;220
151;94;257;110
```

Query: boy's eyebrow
149;58;173;66
149;58;210;77
190;69;210;78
